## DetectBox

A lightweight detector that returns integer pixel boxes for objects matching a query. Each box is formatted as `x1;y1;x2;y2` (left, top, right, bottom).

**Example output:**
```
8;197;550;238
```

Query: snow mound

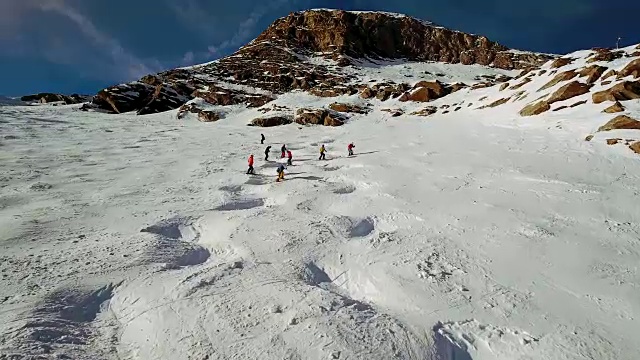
434;319;539;360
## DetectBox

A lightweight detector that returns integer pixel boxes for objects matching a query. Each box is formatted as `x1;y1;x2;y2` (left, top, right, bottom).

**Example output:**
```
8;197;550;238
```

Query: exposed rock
381;108;403;117
480;97;511;109
499;83;510;91
257;9;550;70
249;116;293;127
454;106;461;111
630;142;640;154
598;115;640;131
509;77;531;90
606;138;621;145
587;48;624;63
21;93;90;104
449;83;468;92
617;58;640;79
400;80;450;102
538;70;547;76
603;101;625;113
471;82;494;90
592;81;640;104
137;84;191;115
519;101;550;116
601;69;617;81
514;68;533;80
570;100;587;108
550;57;574;68
552;106;568;112
360;87;374;99
547;81;591;104
577;65;607;84
585;135;594;141
328;102;369;114
324;112;346;126
295;108;346;126
538;70;578;91
198;110;223;122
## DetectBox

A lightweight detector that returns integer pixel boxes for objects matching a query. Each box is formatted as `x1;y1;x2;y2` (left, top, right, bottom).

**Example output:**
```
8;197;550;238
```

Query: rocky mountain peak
81;9;554;116
253;9;550;69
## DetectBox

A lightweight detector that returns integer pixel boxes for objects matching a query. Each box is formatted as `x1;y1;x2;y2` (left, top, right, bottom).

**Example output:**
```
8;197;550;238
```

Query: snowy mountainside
79;9;551;116
1;49;640;359
2;9;640;360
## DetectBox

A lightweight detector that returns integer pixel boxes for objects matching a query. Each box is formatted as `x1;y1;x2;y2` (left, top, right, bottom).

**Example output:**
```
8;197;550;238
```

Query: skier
347;142;355;156
265;145;271;161
261;133;265;144
287;150;293;166
276;163;286;182
319;144;326;160
247;154;255;174
281;144;287;158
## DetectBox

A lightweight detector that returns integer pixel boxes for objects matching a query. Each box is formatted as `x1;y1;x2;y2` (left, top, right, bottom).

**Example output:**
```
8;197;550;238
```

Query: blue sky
1;0;638;96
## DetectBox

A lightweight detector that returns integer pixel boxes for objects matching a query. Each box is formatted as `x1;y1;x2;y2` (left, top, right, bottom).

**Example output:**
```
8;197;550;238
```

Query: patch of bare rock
295;108;346;126
592;81;640;104
249;116;293;127
597;115;640;132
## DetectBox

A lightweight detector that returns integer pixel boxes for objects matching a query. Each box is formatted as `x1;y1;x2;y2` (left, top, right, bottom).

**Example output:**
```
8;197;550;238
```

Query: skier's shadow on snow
351;150;379;156
245;175;272;185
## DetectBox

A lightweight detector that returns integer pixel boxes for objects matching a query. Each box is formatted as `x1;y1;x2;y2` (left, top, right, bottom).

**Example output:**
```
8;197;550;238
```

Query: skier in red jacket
287;150;293;165
347;143;355;156
247;154;254;174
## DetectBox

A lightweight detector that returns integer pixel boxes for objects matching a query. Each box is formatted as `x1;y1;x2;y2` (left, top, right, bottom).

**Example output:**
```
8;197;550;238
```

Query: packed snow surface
1;85;640;360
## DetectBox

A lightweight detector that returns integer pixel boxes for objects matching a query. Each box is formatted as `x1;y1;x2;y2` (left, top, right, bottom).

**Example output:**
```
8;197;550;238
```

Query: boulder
606;138;621;145
592;81;640;104
295;109;326;125
550;57;574;68
249;116;293;127
360;87;374;99
577;65;607;84
538;70;578;91
381;108;403;117
323;113;345;126
598;115;640;131
198;110;223;122
546;81;591;104
519;101;550;116
617;58;640;79
585;135;594;141
630;141;640;154
603;101;625;113
449;83;468;92
328;103;369;114
499;83;510;91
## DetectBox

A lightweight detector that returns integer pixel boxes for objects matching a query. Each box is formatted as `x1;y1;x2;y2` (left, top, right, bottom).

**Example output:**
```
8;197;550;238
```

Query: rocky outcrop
360;83;408;101
630;142;640;154
538;70;578;91
399;80;452;102
519;101;551;116
587;48;624;63
617;58;640;79
597;115;640;131
592;81;640;104
249;116;293;127
578;65;607;84
603;101;625;113
546;81;591;104
328;102;369;114
21;93;90;104
509;77;532;90
258;10;551;70
295;108;346;126
601;70;617;81
480;97;511;109
550;57;574;68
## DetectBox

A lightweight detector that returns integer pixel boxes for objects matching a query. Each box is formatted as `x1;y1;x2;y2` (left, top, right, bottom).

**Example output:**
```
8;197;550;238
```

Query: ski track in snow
1;68;640;359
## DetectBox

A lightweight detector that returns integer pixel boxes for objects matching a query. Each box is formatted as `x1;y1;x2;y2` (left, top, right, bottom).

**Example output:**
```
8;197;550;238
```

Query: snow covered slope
1;53;640;359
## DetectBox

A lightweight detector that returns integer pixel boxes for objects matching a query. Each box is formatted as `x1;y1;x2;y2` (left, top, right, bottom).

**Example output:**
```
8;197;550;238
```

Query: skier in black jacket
265;145;272;161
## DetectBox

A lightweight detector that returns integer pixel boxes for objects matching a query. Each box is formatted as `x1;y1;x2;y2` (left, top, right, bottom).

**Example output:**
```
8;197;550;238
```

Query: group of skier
248;133;356;182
